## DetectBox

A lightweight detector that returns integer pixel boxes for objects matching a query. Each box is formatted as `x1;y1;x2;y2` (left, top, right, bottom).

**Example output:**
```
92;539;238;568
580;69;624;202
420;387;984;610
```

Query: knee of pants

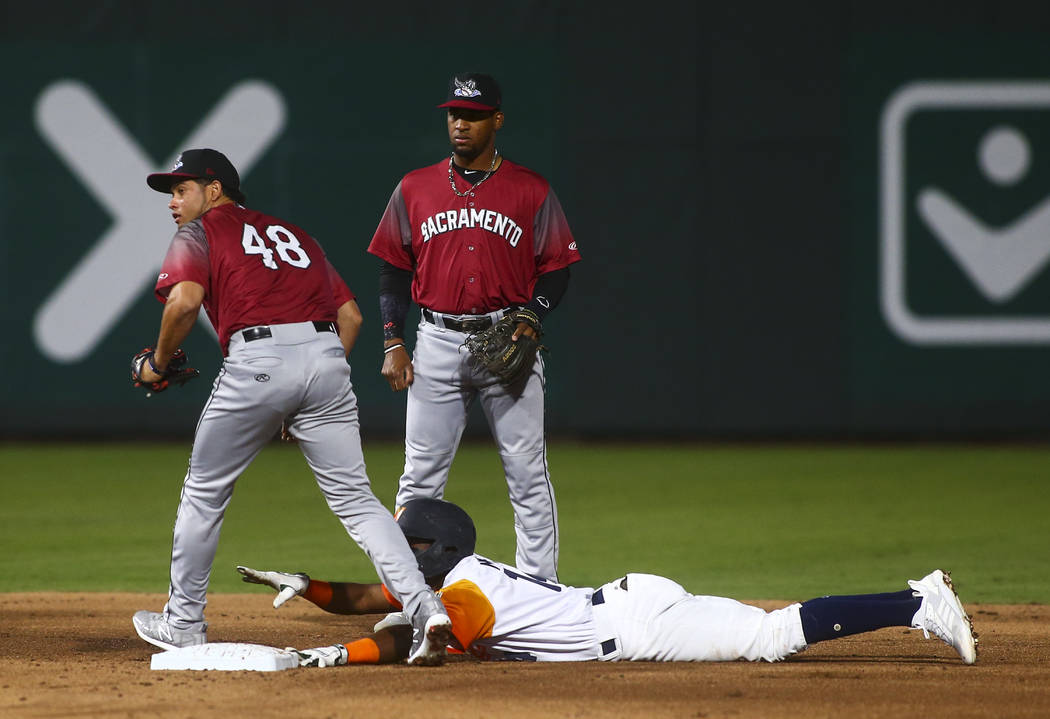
180;477;235;511
512;513;557;532
494;430;546;455
731;604;806;663
508;483;557;522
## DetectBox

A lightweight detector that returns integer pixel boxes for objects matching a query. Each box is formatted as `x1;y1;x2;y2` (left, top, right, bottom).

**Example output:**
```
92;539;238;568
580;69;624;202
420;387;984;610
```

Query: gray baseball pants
394;317;559;580
163;321;433;629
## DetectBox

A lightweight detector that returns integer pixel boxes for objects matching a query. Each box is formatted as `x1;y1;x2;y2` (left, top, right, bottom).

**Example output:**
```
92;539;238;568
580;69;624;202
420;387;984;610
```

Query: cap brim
146;172;246;204
437;100;499;111
146;172;197;193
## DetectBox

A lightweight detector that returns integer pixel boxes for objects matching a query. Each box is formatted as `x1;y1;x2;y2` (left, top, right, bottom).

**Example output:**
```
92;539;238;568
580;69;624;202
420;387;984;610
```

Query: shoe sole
941;571;979;664
407;618;453;666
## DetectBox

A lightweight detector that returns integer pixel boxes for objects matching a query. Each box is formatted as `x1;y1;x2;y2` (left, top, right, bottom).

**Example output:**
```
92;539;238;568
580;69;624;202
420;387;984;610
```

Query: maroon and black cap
437;73;502;111
146;148;246;204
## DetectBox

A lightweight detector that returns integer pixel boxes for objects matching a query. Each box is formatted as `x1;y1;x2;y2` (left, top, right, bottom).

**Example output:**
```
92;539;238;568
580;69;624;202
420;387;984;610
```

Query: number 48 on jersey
241;223;312;270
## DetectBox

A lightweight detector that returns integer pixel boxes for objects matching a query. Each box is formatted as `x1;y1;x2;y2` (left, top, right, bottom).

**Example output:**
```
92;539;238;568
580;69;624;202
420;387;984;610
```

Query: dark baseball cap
146;148;246;204
437;73;501;111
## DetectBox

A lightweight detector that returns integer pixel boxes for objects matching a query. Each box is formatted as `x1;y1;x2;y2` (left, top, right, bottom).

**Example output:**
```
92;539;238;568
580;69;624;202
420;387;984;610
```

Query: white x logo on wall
32;79;286;363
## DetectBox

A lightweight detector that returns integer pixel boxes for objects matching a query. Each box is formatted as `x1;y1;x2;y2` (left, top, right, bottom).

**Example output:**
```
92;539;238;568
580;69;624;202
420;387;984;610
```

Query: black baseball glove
462;309;544;385
131;347;200;396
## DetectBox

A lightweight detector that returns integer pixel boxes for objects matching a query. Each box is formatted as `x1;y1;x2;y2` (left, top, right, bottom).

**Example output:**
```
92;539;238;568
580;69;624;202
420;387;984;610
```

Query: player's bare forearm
313;581;393;615
336;300;363;356
153;281;204;370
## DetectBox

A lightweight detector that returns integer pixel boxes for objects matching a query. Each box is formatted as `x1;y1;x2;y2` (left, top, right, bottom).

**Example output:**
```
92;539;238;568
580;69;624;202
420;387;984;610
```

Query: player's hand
509;308;542;342
280;420;297;443
137;358;165;383
131;346;200;396
511;322;538;341
381;345;414;392
236;565;309;609
287;644;348;668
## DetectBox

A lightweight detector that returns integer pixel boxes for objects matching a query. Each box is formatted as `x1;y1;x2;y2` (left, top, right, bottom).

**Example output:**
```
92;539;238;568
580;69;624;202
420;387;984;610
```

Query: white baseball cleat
133;610;207;651
407;612;453;666
908;569;978;664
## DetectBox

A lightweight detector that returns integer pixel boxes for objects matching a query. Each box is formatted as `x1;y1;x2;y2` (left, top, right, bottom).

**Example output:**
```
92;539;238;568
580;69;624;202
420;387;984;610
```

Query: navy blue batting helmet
396;499;476;579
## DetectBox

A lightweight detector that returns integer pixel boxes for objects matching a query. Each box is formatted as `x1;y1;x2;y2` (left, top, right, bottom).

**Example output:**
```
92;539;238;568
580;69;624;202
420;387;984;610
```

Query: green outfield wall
2;2;1049;438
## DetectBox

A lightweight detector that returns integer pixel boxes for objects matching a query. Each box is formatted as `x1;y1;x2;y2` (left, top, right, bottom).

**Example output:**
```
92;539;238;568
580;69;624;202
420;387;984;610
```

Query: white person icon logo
880;80;1050;345
917;124;1050;304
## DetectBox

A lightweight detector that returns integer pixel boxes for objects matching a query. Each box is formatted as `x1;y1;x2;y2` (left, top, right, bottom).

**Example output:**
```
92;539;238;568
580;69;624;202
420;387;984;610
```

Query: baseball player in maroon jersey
131;149;452;665
368;73;581;581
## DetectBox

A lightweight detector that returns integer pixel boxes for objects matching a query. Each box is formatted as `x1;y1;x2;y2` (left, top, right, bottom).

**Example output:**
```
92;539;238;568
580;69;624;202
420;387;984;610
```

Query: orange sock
345;637;380;664
303;580;333;608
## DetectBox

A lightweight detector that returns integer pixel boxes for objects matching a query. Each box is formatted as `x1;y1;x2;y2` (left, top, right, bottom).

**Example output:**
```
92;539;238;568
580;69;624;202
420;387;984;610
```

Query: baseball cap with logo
437;73;502;111
146;148;246;204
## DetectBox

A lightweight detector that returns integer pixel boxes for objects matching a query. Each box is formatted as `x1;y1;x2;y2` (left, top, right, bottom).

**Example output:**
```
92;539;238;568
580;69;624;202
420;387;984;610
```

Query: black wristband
522;299;550;320
147;352;165;376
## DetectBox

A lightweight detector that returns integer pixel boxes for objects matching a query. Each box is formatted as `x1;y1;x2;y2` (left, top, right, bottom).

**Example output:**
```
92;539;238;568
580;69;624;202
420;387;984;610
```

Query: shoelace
913;587;955;642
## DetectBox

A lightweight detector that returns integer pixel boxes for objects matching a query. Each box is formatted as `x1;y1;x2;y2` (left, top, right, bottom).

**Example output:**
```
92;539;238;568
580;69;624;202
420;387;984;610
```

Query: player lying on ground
238;498;978;666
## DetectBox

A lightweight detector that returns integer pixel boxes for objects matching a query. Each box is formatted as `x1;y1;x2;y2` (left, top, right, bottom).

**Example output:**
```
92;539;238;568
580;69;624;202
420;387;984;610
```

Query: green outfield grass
1;441;1046;602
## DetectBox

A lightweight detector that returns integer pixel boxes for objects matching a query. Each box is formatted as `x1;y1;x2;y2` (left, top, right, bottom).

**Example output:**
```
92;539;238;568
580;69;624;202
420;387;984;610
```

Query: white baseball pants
590;573;808;662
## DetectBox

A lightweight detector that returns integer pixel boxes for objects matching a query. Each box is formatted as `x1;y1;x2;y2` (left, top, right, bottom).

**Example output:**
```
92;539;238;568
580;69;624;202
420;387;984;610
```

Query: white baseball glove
288;644;348;668
237;565;309;608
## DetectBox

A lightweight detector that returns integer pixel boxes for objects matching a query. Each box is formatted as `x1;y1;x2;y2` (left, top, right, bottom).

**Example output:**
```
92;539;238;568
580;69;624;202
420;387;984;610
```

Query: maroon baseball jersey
154;203;354;353
367;158;581;314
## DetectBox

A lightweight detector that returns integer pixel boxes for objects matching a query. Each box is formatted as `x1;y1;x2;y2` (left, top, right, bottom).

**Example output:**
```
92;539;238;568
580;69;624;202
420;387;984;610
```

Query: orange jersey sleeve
438;579;495;652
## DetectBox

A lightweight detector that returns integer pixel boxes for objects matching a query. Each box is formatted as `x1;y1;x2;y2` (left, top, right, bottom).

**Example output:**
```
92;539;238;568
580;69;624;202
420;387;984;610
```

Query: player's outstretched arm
236;565;392;614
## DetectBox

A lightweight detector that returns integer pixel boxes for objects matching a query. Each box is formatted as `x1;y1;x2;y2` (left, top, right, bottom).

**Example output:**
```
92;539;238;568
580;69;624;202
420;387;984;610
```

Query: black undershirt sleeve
378;261;413;341
522;267;570;321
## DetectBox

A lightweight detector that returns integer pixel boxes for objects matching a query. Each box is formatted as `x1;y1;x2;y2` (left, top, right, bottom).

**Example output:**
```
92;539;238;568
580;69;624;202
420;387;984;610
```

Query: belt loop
591;581;623;661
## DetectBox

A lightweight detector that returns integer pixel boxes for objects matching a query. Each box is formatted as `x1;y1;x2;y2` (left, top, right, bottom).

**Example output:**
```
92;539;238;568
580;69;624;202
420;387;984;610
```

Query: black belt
421;308;502;333
242;321;336;343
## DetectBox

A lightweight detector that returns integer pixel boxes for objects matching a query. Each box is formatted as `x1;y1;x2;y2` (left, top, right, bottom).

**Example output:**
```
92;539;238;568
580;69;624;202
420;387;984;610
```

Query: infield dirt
1;593;1047;718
